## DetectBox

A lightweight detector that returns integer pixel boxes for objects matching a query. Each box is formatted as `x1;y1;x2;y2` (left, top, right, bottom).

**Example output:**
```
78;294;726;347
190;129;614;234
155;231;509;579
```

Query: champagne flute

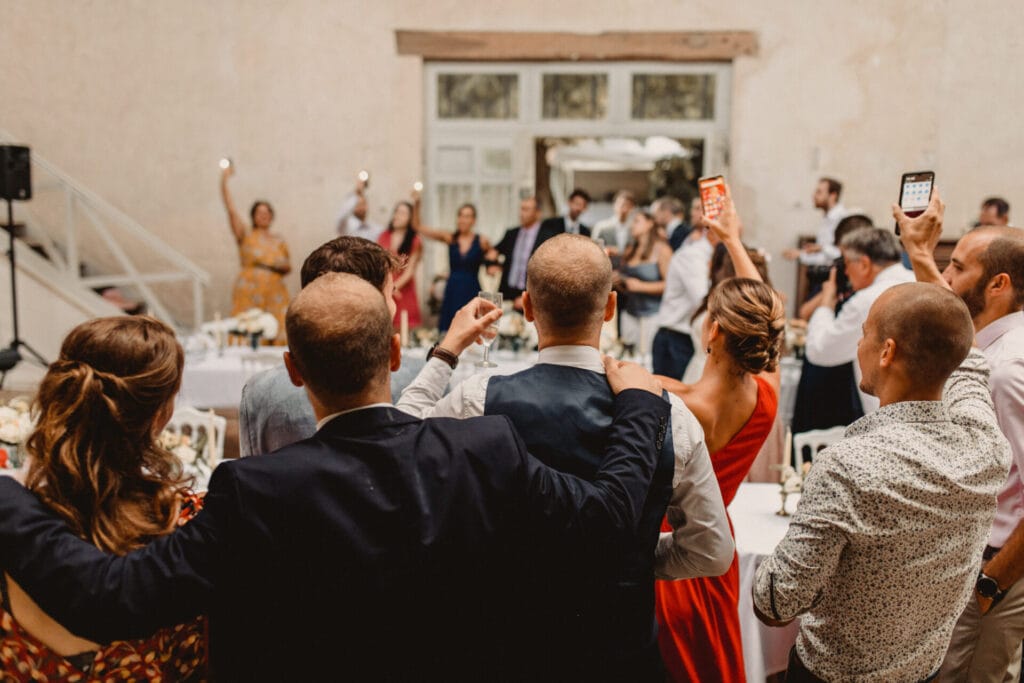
476;291;502;368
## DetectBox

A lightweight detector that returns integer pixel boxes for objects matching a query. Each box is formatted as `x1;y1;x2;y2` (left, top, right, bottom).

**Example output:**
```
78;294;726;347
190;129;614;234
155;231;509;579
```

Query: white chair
166;406;227;466
792;425;846;470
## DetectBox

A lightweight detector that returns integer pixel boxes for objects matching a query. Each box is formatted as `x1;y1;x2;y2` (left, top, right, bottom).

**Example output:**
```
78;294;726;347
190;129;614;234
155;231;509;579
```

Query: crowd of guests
0;171;1021;683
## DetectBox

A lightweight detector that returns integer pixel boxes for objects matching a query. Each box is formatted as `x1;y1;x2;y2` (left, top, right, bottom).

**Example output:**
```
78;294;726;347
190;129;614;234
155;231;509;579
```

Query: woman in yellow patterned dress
220;164;290;344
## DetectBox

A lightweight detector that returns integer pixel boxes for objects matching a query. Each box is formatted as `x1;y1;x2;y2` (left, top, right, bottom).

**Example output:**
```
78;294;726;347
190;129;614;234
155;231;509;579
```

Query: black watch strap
977;572;1007;603
427;344;459;370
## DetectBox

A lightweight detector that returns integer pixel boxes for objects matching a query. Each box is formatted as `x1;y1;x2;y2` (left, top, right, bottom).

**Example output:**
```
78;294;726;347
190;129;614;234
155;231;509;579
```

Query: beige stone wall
2;0;1022;319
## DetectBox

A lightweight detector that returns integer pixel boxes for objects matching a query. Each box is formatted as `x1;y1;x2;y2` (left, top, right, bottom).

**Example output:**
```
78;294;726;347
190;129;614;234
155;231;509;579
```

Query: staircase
0;129;211;332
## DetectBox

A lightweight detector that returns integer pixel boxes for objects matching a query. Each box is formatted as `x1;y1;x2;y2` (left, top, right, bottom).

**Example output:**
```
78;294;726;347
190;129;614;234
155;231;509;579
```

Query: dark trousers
651;328;695;379
786;647;939;683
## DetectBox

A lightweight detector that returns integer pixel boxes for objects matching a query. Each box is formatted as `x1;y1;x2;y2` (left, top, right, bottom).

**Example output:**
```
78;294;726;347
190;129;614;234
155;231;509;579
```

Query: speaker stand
0;197;48;389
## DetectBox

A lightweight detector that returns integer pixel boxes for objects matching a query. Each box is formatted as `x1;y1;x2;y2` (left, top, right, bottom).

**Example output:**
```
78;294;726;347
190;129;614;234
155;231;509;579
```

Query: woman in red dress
0;316;207;681
655;187;785;683
378;199;423;329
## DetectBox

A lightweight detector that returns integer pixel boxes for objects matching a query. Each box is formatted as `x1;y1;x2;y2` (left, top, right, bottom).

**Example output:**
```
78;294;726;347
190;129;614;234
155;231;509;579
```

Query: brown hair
707;278;786;374
300;236;402;289
978;231;1024;308
527;234;613;333
286;272;393;399
24;316;188;555
692;244;771;323
622;211;664;263
874;283;974;388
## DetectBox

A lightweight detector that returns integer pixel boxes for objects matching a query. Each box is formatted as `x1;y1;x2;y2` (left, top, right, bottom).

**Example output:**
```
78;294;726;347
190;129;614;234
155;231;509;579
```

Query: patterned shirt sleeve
753;452;853;621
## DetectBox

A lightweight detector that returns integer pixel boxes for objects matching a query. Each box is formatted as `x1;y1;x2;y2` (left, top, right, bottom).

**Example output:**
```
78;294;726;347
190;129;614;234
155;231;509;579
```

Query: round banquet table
731;482;803;681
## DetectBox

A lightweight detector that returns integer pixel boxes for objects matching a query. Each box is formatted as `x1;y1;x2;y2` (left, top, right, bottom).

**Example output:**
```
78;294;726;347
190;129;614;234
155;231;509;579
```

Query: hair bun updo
707;278;786;375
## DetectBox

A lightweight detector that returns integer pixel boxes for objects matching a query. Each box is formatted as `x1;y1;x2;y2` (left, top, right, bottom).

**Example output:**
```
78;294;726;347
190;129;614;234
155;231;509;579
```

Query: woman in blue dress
413;200;492;332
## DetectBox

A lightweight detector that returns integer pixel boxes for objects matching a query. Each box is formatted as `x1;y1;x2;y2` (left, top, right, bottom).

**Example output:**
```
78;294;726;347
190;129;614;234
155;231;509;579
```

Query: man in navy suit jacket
0;273;669;682
490;196;560;309
540;188;592;238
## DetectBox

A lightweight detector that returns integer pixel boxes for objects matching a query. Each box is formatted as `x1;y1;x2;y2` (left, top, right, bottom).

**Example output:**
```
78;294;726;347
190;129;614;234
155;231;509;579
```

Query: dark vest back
485;363;674;680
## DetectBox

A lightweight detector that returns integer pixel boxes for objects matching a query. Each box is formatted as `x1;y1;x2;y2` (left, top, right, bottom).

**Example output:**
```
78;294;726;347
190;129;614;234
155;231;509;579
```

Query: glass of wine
476;291;502;368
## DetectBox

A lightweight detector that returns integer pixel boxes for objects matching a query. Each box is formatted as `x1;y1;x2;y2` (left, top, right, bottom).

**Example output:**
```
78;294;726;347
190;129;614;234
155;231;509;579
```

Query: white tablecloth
177;346;286;408
731;482;802;681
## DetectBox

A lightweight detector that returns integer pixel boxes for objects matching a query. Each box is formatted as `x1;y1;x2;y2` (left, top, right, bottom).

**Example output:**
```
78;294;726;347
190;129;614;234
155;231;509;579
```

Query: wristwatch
426;343;459;370
976;572;1007;604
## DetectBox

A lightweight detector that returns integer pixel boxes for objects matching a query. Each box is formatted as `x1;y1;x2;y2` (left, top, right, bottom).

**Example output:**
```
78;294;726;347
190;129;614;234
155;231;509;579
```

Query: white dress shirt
593;216;631;251
806;262;915;413
799;204;847;266
336;191;384;241
654;235;714;335
396;344;734;580
979;311;1024;548
755;349;1010;682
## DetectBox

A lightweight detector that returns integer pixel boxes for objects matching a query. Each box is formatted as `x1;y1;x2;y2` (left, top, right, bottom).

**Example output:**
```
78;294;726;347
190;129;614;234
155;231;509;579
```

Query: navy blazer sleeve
518;388;669;543
0;463;244;642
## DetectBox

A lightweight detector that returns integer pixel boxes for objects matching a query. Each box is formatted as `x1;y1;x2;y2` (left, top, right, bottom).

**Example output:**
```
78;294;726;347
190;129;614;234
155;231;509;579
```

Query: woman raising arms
654;187;785;683
412;197;492;332
378;198;423;329
221;164;290;344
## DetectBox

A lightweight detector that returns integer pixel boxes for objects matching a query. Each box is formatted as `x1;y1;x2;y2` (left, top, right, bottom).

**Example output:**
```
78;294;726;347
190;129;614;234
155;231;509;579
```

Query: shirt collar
826;204;846;220
845;399;950;438
875;262;911;284
536;344;604;373
522;222;540;233
977;311;1024;350
317;402;393;431
667;218;683;231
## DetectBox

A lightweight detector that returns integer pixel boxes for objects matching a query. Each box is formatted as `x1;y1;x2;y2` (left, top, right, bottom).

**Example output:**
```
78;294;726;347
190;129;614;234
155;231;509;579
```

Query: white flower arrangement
497;310;538;351
159;430;212;487
232;308;279;341
771;461;812;515
0;397;34;469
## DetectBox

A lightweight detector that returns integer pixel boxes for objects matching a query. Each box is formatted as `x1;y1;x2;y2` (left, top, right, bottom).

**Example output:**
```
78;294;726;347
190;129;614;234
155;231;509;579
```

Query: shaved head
526;234;613;334
868;283;974;390
286;272;393;401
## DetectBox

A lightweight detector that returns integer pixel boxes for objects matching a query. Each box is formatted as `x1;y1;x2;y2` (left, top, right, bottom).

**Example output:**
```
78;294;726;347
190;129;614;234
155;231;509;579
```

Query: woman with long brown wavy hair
0;316;207;681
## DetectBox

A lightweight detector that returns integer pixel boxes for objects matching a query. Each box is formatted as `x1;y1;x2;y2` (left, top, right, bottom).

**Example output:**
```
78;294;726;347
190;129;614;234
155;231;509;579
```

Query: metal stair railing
0;130;210;331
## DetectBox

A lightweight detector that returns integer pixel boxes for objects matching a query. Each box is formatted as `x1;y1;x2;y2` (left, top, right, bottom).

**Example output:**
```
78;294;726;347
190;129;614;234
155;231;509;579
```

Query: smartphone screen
699;176;727;221
896;171;934;235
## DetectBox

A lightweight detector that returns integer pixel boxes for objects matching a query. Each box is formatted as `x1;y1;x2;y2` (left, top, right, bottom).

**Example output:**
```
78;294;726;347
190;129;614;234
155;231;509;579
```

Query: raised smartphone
896;171;934;235
698;175;727;221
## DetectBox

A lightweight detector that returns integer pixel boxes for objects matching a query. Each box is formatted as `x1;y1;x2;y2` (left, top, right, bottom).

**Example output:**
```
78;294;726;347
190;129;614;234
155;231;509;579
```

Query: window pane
631;74;715;120
542;73;608;119
437;74;519;119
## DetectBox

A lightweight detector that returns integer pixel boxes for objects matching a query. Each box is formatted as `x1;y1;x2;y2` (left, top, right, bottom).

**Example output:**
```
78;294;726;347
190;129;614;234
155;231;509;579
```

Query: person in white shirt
398;233;732;678
336;173;383;241
784;177;847;267
593;189;637;260
650;227;716;378
805;226;914;413
897;205;1024;680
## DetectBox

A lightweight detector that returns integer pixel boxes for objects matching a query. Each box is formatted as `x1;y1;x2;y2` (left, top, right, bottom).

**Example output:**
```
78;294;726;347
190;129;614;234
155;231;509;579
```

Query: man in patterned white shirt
754;199;1010;681
896;205;1024;680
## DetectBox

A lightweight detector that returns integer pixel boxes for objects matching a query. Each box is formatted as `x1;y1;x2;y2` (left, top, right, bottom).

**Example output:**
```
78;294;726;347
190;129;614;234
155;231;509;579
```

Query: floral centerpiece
785;319;808;359
0;398;33;469
497;310;537;353
231;308;280;349
159;429;213;490
771;461;811;516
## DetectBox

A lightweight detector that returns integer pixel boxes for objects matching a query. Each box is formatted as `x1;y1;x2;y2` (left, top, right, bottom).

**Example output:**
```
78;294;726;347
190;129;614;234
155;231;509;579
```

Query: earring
706;346;711;355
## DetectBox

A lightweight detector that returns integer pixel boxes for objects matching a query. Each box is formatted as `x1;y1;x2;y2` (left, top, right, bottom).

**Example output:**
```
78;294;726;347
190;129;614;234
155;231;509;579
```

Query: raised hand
893;187;945;256
703;184;742;245
439;297;502;355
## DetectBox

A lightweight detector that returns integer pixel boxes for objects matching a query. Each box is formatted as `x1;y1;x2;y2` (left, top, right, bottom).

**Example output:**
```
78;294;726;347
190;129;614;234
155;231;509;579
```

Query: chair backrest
792;425;846;470
166;406;227;466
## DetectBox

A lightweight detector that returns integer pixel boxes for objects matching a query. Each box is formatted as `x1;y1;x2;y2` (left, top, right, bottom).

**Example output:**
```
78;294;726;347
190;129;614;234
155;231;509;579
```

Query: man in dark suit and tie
489;196;560;310
540;188;592;238
0;273;670;682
